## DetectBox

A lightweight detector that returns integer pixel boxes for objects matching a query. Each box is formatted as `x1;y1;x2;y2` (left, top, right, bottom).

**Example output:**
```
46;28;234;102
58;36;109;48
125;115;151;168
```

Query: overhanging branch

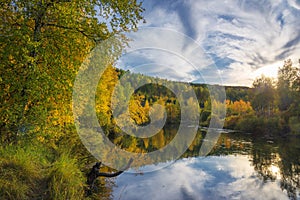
44;23;98;43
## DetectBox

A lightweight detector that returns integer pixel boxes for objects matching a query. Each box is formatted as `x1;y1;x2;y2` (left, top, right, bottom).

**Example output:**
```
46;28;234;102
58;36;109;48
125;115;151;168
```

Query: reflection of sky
112;156;289;200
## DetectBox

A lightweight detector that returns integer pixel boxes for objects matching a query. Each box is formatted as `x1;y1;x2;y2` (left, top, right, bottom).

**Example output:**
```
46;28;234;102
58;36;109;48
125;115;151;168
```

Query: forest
96;59;300;140
0;1;299;199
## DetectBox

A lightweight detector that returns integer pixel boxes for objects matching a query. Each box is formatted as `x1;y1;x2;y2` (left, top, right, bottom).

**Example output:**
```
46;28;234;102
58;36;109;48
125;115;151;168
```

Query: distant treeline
95;59;299;139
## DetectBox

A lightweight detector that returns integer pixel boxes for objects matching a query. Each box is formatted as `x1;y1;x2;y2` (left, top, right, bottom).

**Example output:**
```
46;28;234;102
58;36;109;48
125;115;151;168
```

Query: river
98;128;300;200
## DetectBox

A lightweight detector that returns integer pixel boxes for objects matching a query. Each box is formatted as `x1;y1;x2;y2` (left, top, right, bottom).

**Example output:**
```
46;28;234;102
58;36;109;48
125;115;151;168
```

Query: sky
116;0;300;86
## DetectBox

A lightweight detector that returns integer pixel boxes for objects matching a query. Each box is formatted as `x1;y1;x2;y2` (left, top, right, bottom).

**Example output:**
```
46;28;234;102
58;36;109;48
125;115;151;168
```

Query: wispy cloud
120;0;300;86
119;28;219;83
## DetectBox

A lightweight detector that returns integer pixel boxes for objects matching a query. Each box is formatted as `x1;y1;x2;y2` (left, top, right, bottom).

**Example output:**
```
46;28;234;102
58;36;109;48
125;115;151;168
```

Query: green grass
0;142;87;200
48;151;85;200
0;144;47;199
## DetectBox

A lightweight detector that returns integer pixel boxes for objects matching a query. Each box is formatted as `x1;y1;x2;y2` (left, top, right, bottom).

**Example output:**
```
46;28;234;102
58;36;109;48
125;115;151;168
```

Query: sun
251;62;282;80
269;164;281;179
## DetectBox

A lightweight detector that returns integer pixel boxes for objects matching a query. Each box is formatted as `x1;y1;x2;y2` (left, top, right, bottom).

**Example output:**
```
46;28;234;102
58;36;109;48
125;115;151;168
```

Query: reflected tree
251;137;300;199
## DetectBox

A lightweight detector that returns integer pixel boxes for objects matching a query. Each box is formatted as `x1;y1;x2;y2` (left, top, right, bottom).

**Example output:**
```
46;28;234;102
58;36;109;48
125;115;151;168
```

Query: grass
0;144;46;199
0;142;88;200
48;151;85;200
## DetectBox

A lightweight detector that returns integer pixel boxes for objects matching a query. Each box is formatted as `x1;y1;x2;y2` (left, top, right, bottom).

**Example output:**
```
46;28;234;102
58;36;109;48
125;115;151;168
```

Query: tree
277;59;299;111
226;100;254;116
251;75;276;116
277;59;300;133
0;0;144;144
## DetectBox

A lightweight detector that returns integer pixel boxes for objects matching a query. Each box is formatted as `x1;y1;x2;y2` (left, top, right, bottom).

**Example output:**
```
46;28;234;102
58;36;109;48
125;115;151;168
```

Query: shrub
224;115;240;129
208;114;224;128
289;116;300;135
262;117;281;135
235;115;263;133
236;115;282;135
200;110;211;126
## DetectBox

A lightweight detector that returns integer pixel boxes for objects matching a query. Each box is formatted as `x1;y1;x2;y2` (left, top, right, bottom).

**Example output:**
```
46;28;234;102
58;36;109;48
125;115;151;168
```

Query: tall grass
0;142;88;200
0;144;47;199
48;151;85;200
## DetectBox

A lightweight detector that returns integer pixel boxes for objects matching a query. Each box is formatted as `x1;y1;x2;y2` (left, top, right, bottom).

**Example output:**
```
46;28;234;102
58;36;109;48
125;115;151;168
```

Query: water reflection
251;136;300;199
113;156;290;200
100;130;300;200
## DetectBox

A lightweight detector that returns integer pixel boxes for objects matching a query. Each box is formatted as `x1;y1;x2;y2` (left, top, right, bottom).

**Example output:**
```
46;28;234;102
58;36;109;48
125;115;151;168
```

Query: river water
101;129;300;200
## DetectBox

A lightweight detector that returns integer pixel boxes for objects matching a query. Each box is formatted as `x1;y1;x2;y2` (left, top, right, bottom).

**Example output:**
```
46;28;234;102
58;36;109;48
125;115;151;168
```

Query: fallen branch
87;158;133;191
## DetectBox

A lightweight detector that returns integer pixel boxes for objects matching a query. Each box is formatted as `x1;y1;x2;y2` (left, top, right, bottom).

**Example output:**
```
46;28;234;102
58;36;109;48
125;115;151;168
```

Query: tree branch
97;158;133;177
44;23;97;43
87;158;133;188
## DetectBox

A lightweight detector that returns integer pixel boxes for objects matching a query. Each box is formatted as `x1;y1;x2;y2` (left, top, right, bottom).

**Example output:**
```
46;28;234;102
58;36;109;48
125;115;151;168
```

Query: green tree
0;0;144;144
277;59;300;111
251;75;276;116
277;59;299;111
277;59;300;133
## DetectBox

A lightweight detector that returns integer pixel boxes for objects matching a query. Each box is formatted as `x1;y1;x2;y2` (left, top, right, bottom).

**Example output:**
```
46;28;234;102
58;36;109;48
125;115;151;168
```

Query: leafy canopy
0;0;144;144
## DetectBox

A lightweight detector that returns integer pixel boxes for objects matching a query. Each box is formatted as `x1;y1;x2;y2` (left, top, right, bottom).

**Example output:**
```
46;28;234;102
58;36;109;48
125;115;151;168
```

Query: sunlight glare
251;62;282;80
269;164;281;179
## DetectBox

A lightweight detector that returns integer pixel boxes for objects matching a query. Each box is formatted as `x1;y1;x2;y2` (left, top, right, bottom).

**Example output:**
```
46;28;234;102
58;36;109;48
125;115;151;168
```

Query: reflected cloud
113;156;289;200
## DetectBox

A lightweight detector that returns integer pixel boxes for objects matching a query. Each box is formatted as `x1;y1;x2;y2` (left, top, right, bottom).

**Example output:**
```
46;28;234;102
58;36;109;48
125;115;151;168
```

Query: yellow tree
0;0;144;144
226;100;254;116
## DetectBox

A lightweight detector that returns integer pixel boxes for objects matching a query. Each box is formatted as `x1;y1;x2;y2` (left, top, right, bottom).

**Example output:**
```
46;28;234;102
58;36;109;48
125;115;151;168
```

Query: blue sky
117;0;300;86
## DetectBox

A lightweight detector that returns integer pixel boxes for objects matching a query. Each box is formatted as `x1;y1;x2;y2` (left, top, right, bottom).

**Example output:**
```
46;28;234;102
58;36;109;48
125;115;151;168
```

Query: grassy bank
0;142;87;200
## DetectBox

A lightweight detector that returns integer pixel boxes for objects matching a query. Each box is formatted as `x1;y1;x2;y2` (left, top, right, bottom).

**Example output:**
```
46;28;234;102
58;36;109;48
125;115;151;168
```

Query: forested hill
99;61;299;138
224;86;251;102
97;67;252;131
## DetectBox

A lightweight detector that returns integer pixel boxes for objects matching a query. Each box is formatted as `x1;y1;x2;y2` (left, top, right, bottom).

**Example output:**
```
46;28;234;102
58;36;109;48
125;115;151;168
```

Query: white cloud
120;0;300;86
142;8;183;30
287;0;300;9
119;28;218;83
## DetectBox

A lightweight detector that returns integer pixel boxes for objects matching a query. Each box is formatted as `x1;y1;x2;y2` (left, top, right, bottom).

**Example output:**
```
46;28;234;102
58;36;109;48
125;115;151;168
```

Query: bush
235;115;263;133
200;110;211;126
262;117;281;135
224;115;240;129
236;115;282;135
289;116;300;135
208;114;224;128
